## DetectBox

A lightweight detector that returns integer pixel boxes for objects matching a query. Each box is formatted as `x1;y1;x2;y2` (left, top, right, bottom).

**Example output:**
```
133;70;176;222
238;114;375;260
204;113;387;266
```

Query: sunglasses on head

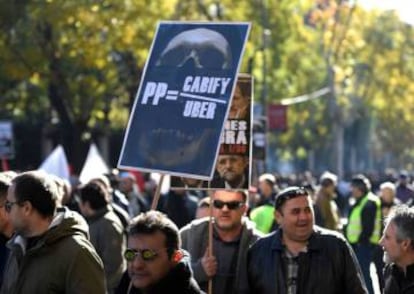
124;248;159;262
213;200;244;210
275;187;308;209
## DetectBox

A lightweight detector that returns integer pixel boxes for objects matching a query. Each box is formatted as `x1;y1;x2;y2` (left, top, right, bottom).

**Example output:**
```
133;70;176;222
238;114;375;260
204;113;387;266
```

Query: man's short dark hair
350;174;371;195
213;190;248;203
274;186;309;212
386;205;414;250
78;181;109;210
128;211;180;258
12;171;57;217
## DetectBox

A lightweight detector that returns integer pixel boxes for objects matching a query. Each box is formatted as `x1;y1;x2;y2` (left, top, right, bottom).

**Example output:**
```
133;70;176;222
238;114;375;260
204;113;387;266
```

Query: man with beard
1;170;105;294
180;190;262;294
247;186;367;294
211;155;249;189
379;205;414;294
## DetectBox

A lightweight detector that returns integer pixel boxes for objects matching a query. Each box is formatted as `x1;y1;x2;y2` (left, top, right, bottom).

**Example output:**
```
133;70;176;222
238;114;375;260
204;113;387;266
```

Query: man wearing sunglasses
116;210;204;294
1;170;105;294
180;190;262;294
247;186;368;294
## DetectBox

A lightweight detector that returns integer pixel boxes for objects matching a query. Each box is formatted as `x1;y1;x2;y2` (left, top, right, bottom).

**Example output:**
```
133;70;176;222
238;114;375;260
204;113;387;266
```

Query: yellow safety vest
346;193;381;244
250;205;275;234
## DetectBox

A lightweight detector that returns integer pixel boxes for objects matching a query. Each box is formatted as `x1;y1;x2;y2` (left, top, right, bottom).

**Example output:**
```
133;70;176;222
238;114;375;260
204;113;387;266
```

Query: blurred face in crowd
196;198;210;219
350;185;364;199
380;187;395;203
399;175;408;186
181;177;202;188
379;221;407;266
275;195;314;244
196;205;210;219
216;155;248;184
213;190;246;231
259;180;273;198
321;180;336;196
119;177;134;194
127;231;176;290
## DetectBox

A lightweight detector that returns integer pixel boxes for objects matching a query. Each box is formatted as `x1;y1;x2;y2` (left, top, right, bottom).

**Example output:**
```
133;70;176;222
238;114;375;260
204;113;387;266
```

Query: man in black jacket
247;186;368;294
379;205;414;294
116;210;204;294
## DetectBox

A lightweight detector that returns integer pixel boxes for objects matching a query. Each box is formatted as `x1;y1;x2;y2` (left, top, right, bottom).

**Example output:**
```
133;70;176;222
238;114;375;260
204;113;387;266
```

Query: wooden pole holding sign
208;188;214;294
151;173;165;210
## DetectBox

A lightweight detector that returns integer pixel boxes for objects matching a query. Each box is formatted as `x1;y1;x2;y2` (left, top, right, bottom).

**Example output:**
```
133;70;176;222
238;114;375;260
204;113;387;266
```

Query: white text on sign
140;76;233;120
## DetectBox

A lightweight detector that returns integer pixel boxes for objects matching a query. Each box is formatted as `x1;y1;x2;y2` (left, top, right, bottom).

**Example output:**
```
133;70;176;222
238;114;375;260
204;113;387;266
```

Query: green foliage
0;0;413;171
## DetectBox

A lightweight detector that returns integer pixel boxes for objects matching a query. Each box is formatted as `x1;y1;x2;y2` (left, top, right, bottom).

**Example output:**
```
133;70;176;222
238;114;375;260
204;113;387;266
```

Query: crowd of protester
0;167;413;293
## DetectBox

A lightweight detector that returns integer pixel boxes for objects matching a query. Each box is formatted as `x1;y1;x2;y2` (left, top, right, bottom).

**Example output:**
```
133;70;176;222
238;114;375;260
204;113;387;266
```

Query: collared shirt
283;249;299;294
282;246;308;294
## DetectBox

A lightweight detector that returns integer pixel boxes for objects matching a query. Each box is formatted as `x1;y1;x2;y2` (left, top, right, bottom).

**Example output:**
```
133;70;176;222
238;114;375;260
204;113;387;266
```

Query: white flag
79;143;109;184
38;145;70;181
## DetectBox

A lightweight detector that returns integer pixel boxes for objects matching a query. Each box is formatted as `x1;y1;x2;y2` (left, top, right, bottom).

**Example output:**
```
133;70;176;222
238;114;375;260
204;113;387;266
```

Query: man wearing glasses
180;190;262;294
247;186;368;294
116;210;204;294
1;170;106;294
0;171;16;289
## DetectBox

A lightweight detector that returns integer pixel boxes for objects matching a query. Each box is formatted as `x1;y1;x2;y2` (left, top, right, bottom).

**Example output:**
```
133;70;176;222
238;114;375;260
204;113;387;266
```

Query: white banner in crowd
38;145;70;182
79;143;109;184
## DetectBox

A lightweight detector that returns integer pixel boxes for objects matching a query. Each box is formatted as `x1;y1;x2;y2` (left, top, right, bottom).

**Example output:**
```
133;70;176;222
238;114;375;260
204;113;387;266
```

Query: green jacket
1;207;106;294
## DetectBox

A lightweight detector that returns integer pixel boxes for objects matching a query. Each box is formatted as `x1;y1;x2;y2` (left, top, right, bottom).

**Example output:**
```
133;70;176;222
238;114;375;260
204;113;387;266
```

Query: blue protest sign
118;21;251;179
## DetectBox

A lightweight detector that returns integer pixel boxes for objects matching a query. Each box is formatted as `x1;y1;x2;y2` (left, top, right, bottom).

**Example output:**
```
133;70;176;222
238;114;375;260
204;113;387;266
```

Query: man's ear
274;209;283;225
401;239;412;252
172;249;184;264
241;202;248;215
21;201;32;216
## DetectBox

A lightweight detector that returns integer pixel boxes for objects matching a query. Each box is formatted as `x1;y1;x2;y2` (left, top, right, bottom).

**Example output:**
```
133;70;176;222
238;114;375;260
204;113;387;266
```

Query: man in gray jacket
1;170;106;294
78;181;126;293
180;190;262;294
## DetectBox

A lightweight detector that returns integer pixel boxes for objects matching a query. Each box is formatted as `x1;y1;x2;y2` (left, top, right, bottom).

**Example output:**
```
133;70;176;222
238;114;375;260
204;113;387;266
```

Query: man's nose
224;161;232;168
221;204;230;212
298;211;310;220
378;235;384;246
130;256;146;269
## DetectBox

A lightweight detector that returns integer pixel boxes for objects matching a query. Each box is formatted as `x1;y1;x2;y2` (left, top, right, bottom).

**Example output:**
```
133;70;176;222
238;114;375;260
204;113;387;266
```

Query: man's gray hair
386;205;414;249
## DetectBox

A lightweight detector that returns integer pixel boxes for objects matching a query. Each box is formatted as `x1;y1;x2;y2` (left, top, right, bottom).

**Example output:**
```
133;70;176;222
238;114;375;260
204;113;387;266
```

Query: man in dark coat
379;205;414;294
247;186;368;294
